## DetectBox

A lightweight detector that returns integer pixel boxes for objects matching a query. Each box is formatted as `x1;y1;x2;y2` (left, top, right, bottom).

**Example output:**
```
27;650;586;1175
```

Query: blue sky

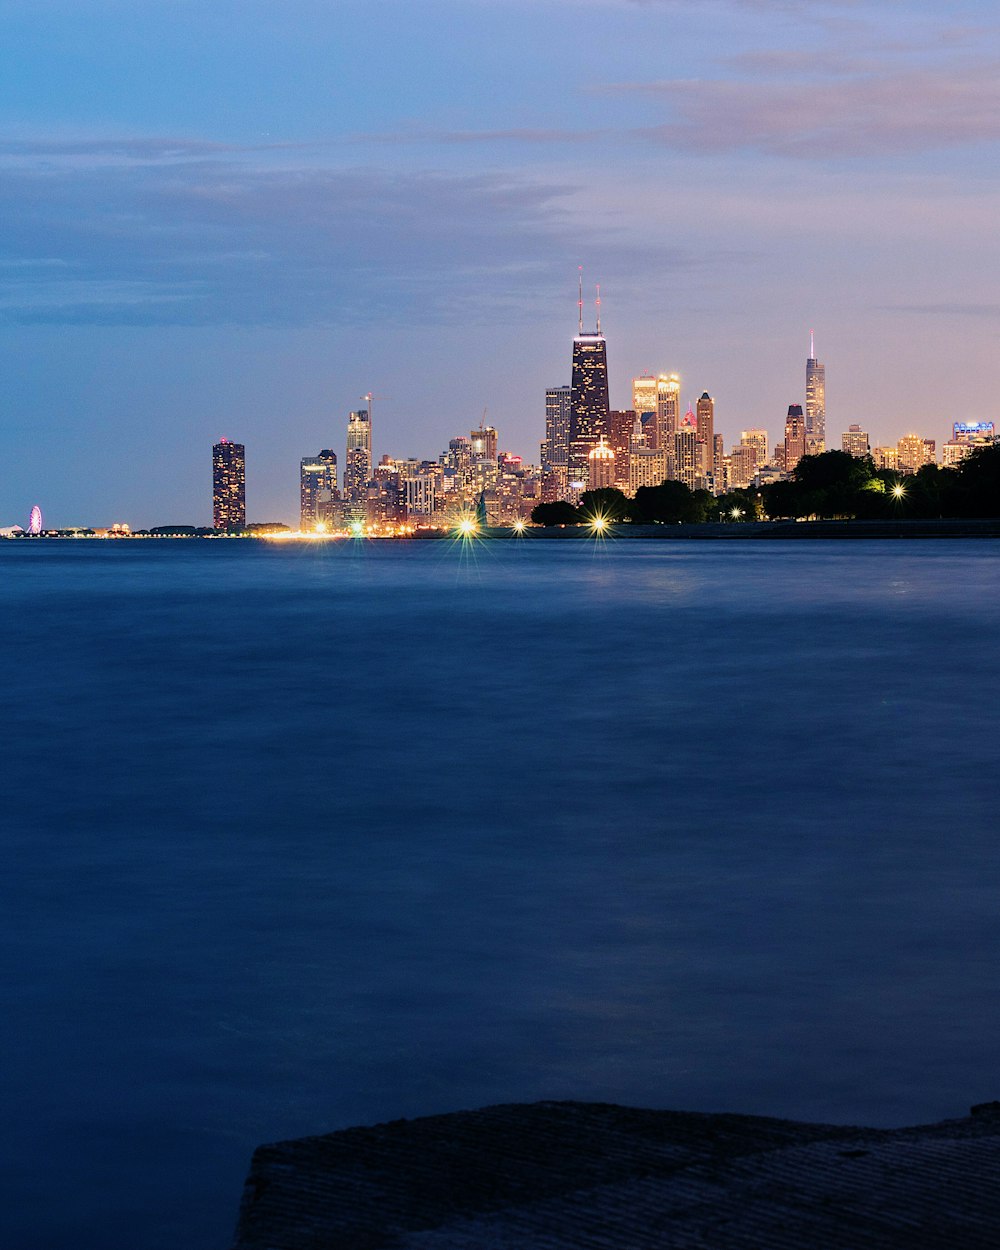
3;0;1000;525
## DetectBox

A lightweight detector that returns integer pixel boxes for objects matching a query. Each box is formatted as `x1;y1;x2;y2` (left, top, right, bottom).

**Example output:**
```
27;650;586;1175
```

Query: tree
955;444;1000;517
578;487;631;523
713;489;761;521
530;500;581;526
631;480;700;524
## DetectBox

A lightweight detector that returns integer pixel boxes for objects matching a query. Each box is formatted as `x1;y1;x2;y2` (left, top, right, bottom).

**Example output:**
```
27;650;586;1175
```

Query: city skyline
4;0;1000;527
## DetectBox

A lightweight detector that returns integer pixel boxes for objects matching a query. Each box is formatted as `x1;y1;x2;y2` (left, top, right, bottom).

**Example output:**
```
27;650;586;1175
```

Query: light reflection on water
2;538;999;1250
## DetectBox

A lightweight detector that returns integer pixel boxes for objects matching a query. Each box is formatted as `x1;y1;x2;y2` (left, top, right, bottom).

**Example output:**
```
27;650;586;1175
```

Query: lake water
3;537;999;1249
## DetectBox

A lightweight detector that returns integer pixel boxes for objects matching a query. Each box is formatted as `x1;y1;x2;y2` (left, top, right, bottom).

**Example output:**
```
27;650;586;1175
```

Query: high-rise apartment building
632;376;657;436
784;405;806;473
897;434;934;475
806;333;826;452
656;374;681;450
842;425;870;458
543;386;571;470
568;284;610;491
212;439;245;530
727;444;758;489
629;446;669;494
345;406;372;502
300;450;338;530
713;433;725;491
673;427;700;490
608;409;635;492
588;438;616;490
470;425;498;462
695;392;714;480
740;428;768;466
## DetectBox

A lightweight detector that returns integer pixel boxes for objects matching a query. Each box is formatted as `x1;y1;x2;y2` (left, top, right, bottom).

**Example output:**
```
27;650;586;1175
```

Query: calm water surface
3;537;999;1249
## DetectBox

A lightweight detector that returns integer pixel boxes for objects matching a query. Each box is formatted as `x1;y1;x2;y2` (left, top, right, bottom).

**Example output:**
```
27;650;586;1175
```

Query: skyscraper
632;376;657;433
841;425;870;458
588;437;616;490
345;406;372;502
740;428;769;465
784;405;806;472
212;439;245;530
470;425;498;462
805;333;826;452
608;409;635;491
695;392;714;481
300;450;338;530
656;374;681;450
568;278;610;492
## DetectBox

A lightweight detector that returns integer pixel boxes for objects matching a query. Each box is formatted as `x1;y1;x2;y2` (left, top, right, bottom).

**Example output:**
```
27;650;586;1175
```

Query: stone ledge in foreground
231;1098;1000;1249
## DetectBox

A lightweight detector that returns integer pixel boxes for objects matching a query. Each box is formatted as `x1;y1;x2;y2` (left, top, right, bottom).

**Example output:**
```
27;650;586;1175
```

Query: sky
3;0;1000;526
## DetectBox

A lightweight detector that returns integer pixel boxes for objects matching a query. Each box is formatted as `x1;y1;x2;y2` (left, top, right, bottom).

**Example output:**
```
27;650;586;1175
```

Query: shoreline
6;518;1000;541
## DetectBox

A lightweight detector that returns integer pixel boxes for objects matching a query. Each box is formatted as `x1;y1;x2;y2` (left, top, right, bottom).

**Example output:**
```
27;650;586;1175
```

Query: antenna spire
810;329;815;360
578;266;583;334
595;284;601;334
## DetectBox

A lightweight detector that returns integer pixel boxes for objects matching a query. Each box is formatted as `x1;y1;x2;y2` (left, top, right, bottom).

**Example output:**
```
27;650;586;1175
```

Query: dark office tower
806;331;826;451
568;277;610;491
345;405;372;502
212;439;245;530
784;404;806;473
695;392;714;481
300;450;338;531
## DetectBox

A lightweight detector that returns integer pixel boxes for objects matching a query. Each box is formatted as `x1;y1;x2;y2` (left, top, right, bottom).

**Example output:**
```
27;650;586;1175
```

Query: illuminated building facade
588;437;615;490
842;425;870;458
629;446;668;493
345;406;372;502
212;439;245;530
300;450;338;530
470;425;498;462
543;387;571;468
569;330;610;491
954;421;995;443
727;444;758;489
608;409;634;491
656;374;681;450
897;434;935;474
784;405;806;473
695;393;714;481
673;427;700;490
741;428;768;466
872;445;899;471
942;423;995;466
806;335;826;452
632;376;657;436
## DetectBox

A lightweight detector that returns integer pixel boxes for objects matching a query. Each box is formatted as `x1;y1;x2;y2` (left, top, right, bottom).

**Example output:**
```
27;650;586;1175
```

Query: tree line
530;446;1000;526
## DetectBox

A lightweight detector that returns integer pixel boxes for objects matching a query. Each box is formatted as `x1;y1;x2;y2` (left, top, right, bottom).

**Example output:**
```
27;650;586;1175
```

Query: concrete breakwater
232;1099;1000;1249
481;518;1000;539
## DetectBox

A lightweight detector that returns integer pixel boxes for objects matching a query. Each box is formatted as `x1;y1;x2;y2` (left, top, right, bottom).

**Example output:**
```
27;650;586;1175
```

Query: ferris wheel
28;505;42;535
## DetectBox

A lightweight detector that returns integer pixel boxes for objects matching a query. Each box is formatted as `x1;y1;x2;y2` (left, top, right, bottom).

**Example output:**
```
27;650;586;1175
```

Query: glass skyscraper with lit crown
806;333;826;452
568;284;610;491
345;406;372;502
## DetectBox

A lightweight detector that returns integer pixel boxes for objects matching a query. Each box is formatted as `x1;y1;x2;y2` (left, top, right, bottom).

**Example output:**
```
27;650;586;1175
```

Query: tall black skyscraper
212;439;245;530
568;275;610;492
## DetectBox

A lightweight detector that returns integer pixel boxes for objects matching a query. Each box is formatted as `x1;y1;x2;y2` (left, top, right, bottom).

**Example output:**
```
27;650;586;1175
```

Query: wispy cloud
0;140;695;326
609;60;1000;157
